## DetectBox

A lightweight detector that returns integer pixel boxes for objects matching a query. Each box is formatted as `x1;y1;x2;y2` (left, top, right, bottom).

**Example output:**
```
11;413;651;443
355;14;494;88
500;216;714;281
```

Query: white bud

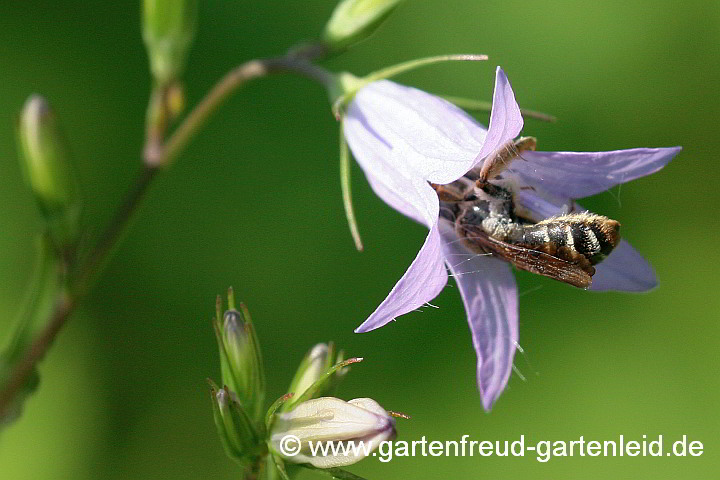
270;397;395;468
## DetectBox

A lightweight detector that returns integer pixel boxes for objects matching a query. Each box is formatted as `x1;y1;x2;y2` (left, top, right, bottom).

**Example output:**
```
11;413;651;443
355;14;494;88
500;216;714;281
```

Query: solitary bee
433;138;620;289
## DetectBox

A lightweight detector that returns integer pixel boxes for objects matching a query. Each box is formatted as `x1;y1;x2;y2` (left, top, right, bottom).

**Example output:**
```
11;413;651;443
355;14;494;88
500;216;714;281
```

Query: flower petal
471;67;525;168
513;188;575;221
346;67;524;185
440;223;518;411
510;147;681;198
349;79;487;184
344;108;438;227
363;170;427;226
590;240;657;292
355;221;448;333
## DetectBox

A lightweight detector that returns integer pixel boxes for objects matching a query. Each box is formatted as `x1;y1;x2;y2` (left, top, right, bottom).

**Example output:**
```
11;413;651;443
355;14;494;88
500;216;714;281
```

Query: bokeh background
1;1;718;478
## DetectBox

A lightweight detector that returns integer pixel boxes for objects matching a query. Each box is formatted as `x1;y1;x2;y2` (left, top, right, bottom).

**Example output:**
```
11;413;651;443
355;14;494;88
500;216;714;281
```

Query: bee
434;138;620;288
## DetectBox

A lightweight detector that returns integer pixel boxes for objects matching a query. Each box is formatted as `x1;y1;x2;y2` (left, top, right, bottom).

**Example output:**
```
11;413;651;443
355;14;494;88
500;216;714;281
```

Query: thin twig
0;52;335;419
0;296;73;414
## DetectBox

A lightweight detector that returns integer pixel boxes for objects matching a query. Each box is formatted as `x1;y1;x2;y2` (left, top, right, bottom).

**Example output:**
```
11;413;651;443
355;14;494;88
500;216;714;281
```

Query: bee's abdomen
514;213;621;266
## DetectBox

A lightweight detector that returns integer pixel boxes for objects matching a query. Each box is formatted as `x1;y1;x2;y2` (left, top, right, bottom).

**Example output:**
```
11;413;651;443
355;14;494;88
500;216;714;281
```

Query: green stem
0;53;336;419
0;295;73;417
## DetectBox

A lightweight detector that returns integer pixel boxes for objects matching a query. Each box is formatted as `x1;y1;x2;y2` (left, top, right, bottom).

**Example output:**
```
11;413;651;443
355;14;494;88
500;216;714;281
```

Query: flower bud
142;0;198;85
210;384;264;464
323;0;404;52
289;344;330;398
285;343;342;406
215;303;265;423
283;343;354;412
17;95;80;248
270;397;395;468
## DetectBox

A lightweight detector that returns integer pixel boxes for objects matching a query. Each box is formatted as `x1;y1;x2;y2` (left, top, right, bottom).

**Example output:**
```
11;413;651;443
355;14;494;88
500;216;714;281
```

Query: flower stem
0;52;335;419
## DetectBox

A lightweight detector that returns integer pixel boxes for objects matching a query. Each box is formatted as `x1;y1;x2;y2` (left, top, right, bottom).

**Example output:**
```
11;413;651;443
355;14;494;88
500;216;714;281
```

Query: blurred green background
1;0;718;478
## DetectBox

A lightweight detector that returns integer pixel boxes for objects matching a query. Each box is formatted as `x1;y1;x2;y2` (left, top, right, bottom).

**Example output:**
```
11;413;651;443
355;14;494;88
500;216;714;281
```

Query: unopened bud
142;0;198;85
270;397;396;468
323;0;404;52
210;385;263;464
283;343;352;412
17;95;80;248
214;300;265;423
287;343;331;402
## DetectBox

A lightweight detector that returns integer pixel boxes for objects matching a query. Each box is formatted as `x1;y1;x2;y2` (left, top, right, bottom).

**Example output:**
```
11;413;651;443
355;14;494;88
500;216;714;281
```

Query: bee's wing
459;227;592;289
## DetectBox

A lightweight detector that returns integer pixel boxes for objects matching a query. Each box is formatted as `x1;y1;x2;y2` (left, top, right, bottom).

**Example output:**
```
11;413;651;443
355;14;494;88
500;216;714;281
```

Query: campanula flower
343;66;681;410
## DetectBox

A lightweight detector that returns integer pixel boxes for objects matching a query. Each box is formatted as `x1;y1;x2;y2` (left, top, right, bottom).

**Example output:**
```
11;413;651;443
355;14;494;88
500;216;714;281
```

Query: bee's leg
474;179;512;201
513;136;537;160
429;182;471;203
477;136;537;183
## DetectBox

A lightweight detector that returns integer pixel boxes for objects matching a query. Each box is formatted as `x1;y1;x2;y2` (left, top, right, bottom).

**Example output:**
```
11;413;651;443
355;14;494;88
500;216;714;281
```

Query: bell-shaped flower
343;66;681;410
270;397;395;468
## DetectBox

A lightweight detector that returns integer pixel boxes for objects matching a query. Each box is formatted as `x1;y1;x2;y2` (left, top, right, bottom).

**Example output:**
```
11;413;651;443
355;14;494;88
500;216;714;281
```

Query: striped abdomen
511;213;620;271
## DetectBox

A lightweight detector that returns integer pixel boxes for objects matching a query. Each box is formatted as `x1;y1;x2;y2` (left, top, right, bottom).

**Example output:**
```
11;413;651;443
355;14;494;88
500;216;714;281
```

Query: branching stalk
0;52;335;419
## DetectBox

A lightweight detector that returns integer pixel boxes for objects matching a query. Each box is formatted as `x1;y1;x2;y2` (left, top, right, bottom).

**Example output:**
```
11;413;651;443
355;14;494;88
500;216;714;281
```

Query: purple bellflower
343;67;681;410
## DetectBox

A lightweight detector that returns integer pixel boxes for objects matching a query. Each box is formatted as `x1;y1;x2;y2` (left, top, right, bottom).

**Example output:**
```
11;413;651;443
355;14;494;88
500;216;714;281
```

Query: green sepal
270;454;291;480
213;290;266;424
290;357;362;409
209;381;266;465
441;95;557;123
265;393;294;432
339;127;364;251
331;54;488;118
285;342;335;406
